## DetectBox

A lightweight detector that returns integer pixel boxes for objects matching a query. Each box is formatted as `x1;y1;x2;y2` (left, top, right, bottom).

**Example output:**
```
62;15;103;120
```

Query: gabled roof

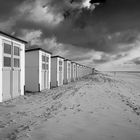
0;31;27;44
64;59;71;62
25;48;52;54
71;61;77;64
51;55;65;59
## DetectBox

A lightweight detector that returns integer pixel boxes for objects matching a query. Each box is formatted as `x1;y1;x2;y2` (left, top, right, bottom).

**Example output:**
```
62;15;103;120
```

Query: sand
0;72;140;140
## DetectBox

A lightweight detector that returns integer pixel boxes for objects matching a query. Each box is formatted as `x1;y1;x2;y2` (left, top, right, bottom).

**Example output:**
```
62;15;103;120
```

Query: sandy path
0;73;140;140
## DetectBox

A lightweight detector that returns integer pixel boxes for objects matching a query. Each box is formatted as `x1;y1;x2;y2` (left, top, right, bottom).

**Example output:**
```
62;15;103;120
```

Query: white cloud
82;0;91;8
21;29;69;56
17;0;64;28
82;0;100;10
27;0;63;27
96;40;140;71
22;30;42;44
42;37;69;56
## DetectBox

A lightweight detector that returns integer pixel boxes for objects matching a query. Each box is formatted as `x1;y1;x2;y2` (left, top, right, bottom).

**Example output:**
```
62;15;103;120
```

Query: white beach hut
0;31;27;102
25;48;51;92
71;62;77;81
64;59;71;84
51;56;64;88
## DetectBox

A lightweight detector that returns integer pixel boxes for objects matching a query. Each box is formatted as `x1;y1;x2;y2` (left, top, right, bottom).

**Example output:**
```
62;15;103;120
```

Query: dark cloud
0;0;140;66
114;53;128;60
114;30;139;44
90;0;106;4
93;59;108;64
0;0;27;21
54;27;138;54
130;57;140;65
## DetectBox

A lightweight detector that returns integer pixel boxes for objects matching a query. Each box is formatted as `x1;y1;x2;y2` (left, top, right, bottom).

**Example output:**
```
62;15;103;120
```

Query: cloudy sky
0;0;140;71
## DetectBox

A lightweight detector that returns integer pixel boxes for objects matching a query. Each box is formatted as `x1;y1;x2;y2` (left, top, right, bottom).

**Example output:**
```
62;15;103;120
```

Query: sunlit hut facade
81;65;85;77
92;68;95;74
51;56;64;88
83;66;89;76
71;62;77;81
81;65;92;77
25;48;51;92
87;66;93;75
0;31;26;102
79;64;83;77
75;63;80;80
84;66;87;76
78;64;82;78
82;65;86;77
64;59;71;84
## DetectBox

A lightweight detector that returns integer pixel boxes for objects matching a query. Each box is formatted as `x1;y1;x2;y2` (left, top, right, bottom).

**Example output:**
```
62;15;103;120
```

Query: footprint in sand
136;112;140;116
111;135;115;138
70;105;75;110
89;111;94;114
128;119;132;123
63;106;67;110
77;104;80;107
0;123;5;128
77;108;82;112
124;109;127;111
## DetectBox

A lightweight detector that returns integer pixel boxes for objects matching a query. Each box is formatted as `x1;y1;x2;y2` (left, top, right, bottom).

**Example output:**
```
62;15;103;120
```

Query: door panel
47;70;49;88
45;63;49;89
45;70;49;89
13;70;20;97
59;71;63;85
41;71;45;90
2;70;11;101
59;71;61;85
44;70;47;89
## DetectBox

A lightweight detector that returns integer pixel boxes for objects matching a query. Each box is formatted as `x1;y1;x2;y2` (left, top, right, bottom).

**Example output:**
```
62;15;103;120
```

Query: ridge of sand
0;72;140;140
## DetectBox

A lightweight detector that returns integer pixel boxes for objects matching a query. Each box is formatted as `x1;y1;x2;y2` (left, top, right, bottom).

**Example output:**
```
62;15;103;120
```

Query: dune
0;72;140;140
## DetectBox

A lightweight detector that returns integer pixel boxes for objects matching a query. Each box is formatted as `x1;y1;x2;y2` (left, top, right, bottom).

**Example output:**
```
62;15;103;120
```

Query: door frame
2;39;21;99
58;58;63;86
41;52;50;90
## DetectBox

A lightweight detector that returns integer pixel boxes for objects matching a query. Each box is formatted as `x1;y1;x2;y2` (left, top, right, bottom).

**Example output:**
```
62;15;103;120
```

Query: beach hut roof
64;59;71;62
25;48;52;54
51;55;65;59
0;31;27;44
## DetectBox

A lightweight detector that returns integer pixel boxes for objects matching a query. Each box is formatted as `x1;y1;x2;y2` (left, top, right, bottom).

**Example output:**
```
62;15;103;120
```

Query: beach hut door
2;41;21;101
68;63;71;81
59;60;63;85
42;55;49;90
73;65;74;79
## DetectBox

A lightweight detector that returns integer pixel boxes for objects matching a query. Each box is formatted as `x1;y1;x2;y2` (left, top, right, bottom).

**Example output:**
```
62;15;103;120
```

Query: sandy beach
0;72;140;140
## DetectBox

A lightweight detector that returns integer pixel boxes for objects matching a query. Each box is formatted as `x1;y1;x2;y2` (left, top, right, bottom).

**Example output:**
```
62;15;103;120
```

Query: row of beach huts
0;31;94;102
